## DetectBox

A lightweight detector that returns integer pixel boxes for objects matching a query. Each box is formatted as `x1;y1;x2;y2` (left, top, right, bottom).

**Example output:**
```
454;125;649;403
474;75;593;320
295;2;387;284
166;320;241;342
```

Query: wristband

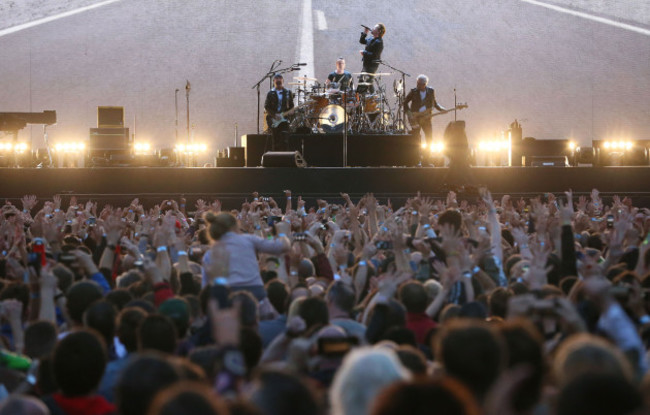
338;265;347;271
156;246;168;252
213;277;228;286
287;196;292;200
22;209;28;213
54;209;60;212
358;260;367;266
462;271;472;279
333;273;341;280
423;224;431;229
278;233;287;238
177;250;188;256
640;315;650;325
472;265;481;274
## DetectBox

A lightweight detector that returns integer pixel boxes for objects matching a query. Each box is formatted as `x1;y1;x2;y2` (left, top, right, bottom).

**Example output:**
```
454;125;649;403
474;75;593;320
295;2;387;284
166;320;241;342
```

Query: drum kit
284;72;402;134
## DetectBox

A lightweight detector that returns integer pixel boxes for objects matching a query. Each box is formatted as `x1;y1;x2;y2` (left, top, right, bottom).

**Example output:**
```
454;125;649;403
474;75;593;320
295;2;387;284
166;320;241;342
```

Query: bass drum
318;105;347;133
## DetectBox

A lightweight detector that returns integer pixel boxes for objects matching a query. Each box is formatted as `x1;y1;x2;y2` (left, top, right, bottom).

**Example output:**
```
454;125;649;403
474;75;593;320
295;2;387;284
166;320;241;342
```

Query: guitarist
404;74;447;148
264;74;295;151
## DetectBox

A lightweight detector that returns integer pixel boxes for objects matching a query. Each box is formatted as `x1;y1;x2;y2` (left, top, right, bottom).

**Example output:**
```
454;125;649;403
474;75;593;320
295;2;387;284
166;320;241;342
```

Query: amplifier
89;128;129;150
98;106;124;128
530;155;568;167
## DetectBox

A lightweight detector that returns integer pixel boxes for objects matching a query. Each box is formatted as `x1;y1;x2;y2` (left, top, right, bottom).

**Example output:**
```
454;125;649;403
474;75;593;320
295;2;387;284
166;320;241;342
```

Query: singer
358;23;385;93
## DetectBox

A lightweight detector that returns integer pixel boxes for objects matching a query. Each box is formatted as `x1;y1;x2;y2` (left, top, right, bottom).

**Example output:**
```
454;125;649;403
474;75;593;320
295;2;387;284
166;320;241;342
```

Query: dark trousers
414;120;433;146
270;121;290;151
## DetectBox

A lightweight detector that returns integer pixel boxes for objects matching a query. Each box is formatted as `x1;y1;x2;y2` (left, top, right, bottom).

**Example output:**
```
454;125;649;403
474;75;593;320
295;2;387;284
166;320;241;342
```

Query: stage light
53;141;86;154
0;142;12;151
421;143;427;150
176;143;208;154
626;141;633;150
134;142;152;155
603;141;611;149
568;141;576;151
15;142;29;153
429;141;444;153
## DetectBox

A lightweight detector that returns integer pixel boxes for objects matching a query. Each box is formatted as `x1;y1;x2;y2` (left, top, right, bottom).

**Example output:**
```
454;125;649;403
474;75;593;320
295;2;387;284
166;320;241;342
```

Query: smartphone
86;217;96;227
293;232;307;241
267;216;282;227
317;336;358;357
606;215;614;229
375;240;393;250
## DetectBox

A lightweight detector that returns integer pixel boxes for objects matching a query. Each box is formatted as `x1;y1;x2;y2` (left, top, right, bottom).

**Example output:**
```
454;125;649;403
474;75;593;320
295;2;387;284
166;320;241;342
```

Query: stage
1;166;650;209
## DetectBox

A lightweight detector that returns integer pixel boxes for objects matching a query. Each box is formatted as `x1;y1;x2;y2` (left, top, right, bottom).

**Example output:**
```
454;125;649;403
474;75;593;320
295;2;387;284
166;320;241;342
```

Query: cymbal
357;82;373;86
287;82;303;86
294;76;317;81
352;72;393;76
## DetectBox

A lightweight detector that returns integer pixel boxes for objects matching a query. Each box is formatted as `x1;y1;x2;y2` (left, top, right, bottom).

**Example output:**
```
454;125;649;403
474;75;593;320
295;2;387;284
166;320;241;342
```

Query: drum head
319;104;347;133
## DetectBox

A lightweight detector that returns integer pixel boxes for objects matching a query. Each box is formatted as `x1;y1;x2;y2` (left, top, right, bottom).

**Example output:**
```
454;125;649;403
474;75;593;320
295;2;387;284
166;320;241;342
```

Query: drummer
325;57;353;92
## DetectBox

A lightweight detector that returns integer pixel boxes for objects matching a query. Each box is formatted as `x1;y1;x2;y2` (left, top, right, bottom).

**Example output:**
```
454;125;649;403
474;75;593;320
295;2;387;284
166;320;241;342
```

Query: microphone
361;24;371;31
185;80;191;91
294;63;307;66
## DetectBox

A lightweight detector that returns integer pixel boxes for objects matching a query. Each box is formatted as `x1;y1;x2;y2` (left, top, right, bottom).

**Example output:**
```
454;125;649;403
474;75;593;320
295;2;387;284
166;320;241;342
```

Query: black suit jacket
264;88;294;115
359;33;383;70
404;87;444;112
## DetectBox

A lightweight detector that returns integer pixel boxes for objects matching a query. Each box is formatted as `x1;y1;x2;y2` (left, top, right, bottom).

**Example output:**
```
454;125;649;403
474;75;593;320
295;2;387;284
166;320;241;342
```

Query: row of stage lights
0;142;30;152
1;141;211;156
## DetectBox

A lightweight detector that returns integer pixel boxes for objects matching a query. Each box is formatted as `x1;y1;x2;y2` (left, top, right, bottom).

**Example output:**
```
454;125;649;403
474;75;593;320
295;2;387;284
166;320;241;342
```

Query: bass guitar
408;103;468;128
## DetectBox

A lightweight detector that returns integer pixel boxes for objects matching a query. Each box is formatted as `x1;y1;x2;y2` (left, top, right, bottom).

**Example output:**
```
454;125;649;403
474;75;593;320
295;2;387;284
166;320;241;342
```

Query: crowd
0;188;649;415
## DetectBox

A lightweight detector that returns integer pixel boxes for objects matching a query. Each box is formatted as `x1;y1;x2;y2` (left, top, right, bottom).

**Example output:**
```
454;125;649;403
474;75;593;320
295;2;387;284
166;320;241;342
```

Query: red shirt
406;312;438;345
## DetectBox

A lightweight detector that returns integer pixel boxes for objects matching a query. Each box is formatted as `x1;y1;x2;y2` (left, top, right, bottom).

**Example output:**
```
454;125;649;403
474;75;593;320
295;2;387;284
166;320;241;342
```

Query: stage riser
241;133;420;167
1;167;650;208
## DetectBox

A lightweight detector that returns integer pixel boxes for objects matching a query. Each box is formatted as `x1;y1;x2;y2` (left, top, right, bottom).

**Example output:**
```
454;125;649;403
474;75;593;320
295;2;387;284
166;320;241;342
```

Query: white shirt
274;89;284;112
419;90;427;112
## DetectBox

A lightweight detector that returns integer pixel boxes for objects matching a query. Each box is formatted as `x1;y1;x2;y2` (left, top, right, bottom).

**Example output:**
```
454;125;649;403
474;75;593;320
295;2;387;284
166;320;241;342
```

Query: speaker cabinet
261;151;306;167
97;106;124;128
89;128;129;150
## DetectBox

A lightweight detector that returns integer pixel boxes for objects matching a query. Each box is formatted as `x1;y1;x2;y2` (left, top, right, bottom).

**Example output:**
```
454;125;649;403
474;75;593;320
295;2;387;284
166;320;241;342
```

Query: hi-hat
294;76;317;81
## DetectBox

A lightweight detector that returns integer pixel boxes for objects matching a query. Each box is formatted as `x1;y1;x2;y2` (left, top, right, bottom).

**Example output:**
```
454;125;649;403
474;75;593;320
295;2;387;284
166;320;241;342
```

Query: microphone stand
377;60;410;132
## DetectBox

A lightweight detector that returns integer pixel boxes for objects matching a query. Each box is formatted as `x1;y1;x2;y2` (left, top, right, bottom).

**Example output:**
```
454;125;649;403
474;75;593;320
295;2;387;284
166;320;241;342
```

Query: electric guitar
268;103;309;129
407;103;468;128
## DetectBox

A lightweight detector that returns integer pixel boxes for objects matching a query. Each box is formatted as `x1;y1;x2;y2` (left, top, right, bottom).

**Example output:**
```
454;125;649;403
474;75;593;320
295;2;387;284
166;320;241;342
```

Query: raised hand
52;195;62;211
21;195;37;212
